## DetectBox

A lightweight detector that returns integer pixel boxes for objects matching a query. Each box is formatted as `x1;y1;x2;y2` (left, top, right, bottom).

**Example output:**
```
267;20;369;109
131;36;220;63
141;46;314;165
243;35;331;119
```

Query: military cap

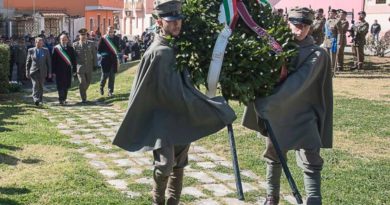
153;0;184;21
288;7;314;25
330;9;337;13
358;11;366;16
79;28;88;34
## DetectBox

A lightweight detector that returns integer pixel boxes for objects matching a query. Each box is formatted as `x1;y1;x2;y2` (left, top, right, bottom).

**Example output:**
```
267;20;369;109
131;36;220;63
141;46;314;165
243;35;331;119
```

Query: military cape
113;35;236;152
242;36;333;150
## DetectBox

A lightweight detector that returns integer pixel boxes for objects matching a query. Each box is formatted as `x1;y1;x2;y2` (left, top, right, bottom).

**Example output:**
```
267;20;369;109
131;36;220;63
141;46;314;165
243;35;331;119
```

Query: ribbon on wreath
207;0;285;97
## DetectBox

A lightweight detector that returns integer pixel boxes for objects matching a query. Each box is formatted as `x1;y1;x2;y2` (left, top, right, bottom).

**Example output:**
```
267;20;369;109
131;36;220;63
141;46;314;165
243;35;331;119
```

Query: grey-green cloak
113;35;236;152
242;36;333;150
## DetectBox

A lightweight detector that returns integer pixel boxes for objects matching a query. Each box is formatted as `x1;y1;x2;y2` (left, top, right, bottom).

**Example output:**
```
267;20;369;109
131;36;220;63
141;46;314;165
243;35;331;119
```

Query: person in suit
73;28;98;103
52;34;77;105
98;26;120;97
26;37;52;106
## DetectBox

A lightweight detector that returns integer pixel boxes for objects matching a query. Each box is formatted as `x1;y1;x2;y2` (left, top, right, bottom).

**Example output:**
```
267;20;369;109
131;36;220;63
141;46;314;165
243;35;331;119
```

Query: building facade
1;0;123;40
364;0;390;36
123;0;154;38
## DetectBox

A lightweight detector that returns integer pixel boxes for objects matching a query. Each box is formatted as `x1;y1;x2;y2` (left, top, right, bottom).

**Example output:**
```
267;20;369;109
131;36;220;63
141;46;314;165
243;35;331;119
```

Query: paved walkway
29;84;297;205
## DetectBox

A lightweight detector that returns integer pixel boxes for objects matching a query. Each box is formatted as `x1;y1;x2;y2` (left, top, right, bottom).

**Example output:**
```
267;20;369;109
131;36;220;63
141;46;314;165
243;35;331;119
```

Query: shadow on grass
0;152;43;166
0;187;31;195
95;93;129;105
0;153;19;165
0;198;22;205
0;144;22;151
0;101;26;132
21;158;43;164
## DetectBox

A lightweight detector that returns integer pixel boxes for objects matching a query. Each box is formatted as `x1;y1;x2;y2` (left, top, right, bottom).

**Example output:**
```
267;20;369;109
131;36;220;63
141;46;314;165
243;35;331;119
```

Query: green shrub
8;81;22;93
0;43;10;93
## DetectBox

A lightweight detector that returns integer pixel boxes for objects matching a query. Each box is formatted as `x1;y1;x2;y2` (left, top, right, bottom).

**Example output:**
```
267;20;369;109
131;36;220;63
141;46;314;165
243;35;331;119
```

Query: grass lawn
1;57;389;204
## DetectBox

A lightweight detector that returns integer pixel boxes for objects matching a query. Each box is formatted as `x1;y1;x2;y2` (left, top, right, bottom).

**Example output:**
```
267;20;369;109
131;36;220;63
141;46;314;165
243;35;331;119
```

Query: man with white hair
51;34;77;105
26;37;52;106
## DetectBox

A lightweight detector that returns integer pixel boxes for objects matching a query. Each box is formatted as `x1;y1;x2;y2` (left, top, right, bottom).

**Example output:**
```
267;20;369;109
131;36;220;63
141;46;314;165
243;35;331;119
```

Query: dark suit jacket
98;35;120;73
26;47;52;77
52;45;77;89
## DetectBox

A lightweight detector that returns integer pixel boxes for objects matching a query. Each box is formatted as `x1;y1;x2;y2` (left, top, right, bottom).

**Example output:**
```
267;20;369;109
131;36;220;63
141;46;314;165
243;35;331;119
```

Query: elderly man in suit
26;37;52;106
52;34;77;105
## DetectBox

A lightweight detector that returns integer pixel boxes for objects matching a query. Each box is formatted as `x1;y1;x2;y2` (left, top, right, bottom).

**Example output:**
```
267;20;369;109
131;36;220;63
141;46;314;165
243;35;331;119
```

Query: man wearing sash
73;28;98;103
98;26;120;97
243;7;333;205
52;34;77;105
112;1;236;204
26;37;52;106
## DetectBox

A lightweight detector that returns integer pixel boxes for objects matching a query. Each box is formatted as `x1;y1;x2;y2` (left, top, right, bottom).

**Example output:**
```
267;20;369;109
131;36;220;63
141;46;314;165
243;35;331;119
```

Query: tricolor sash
103;35;119;56
219;0;239;29
54;45;72;66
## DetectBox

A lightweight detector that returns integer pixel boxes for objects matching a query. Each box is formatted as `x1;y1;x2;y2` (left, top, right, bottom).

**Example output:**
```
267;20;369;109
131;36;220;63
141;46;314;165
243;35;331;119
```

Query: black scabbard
227;124;245;200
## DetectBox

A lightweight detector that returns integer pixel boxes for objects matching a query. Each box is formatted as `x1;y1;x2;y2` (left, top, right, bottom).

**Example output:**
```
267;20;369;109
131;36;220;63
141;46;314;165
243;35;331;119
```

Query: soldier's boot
264;195;280;205
152;169;169;205
304;172;322;205
166;168;184;205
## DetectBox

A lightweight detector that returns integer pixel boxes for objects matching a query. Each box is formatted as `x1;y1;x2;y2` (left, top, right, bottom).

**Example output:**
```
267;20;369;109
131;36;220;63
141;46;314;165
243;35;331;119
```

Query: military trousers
352;45;365;69
326;47;337;74
100;69;115;94
152;144;190;205
153;144;190;176
30;71;45;103
263;138;324;205
336;44;346;70
77;71;92;101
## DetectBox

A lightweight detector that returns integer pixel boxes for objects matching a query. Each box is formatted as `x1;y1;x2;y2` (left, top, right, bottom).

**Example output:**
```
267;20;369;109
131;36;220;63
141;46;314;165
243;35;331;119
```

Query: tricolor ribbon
207;0;284;97
103;35;119;56
54;45;72;66
219;0;239;29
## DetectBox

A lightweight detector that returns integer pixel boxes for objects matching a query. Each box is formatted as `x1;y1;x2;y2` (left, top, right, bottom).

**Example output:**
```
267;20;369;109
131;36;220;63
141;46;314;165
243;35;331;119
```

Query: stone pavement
32;85;297;205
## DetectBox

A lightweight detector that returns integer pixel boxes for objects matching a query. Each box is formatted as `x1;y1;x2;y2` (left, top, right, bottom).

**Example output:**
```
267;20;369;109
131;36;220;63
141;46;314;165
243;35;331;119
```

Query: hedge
0;43;10;93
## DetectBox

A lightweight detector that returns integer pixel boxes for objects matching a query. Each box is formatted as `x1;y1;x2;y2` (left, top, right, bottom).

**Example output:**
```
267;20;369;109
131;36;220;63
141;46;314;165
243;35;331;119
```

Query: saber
206;25;245;200
262;119;303;204
227;123;245;200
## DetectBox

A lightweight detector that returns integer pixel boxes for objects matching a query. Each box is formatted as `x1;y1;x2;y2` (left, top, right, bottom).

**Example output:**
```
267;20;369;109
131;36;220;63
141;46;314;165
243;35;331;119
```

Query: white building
122;0;155;38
